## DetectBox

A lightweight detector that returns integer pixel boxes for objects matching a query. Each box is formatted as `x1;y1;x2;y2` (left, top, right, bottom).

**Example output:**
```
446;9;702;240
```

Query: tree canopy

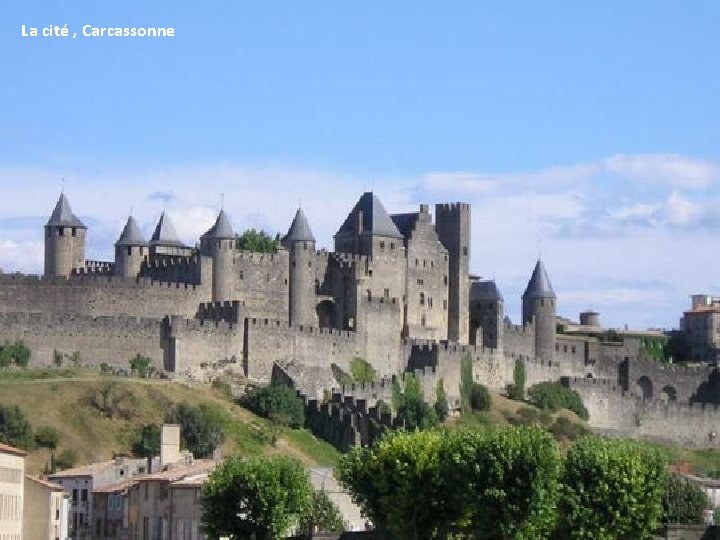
240;383;305;429
0;405;34;450
527;381;589;420
202;455;312;540
166;402;225;458
236;229;279;253
132;423;161;459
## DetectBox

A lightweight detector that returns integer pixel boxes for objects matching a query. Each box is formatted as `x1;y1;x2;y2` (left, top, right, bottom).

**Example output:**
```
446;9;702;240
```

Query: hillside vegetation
0;369;339;474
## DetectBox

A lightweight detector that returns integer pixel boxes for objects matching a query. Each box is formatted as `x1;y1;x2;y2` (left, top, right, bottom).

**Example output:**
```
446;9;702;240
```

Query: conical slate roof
523;259;556;299
46;194;86;228
150;212;186;247
205;210;235;239
335;192;403;239
284;208;315;243
116;216;147;246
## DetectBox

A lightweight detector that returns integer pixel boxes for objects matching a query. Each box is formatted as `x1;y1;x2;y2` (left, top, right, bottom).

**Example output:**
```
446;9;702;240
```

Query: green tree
556;437;668;540
447;426;561;539
202;455;312;540
35;426;60;450
129;354;152;378
394;373;437;431
132;424;161;459
338;430;457;539
240;384;305;429
507;359;526;400
0;341;31;368
459;352;473;412
663;473;709;524
54;448;77;470
166;402;225;458
236;229;279;253
350;357;376;383
527;381;589;420
0;405;35;450
434;378;449;421
470;383;492;411
298;490;346;534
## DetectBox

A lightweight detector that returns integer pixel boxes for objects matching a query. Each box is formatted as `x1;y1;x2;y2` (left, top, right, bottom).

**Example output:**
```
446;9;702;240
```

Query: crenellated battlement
166;315;238;333
435;202;471;214
245;316;356;339
234;250;286;263
0;311;162;333
196;301;243;323
0;272;202;291
79;260;115;275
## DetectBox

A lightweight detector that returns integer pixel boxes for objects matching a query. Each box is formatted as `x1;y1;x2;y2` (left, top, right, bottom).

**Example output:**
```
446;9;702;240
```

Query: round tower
114;216;148;278
522;259;557;362
44;194;87;278
282;208;317;326
205;210;236;302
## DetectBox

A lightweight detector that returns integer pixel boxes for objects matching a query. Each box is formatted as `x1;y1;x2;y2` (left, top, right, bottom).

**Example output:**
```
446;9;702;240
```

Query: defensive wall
232;249;290;320
566;376;720;448
0;273;209;318
0;311;164;369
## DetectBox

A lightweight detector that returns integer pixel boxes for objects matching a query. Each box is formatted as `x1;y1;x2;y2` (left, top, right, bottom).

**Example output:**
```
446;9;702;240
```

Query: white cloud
604;154;718;189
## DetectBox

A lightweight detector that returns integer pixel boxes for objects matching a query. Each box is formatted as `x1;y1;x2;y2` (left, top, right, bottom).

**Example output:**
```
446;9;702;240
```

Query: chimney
160;424;181;468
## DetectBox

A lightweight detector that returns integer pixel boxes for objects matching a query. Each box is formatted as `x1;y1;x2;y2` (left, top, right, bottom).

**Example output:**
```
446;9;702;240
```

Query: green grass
0;374;340;473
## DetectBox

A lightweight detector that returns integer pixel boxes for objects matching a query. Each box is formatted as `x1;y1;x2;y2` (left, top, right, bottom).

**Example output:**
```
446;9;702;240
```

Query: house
24;475;69;540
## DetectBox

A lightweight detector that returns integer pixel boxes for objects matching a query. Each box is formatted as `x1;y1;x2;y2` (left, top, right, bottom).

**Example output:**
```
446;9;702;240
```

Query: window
420;293;425;306
423;260;427;267
417;278;424;285
443;275;448;285
379;241;385;249
443;300;447;310
240;271;244;280
97;518;102;535
144;482;149;500
127;246;131;256
384;288;389;298
421;315;426;327
571;346;576;354
308;261;312;268
59;227;64;237
367;289;371;300
390;243;395;250
81;489;88;502
462;247;468;256
72;489;78;503
563;345;567;352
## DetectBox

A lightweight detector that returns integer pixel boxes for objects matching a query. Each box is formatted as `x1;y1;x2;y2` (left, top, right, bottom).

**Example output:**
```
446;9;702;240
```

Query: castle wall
242;318;364;383
163;316;244;380
0;312;163;369
232;250;290;320
356;296;403;375
0;274;209;318
502;322;535;359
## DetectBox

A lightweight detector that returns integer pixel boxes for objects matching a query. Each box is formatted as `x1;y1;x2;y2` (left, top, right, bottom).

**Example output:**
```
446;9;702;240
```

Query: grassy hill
0;368;339;474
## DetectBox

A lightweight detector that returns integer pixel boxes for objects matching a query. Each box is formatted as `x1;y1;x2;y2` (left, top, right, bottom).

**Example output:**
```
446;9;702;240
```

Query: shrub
434;379;449;421
507;359;526;400
469;383;491;411
54;448;78;470
132;424;161;459
0;341;30;368
663;473;709;524
394;373;437;431
129;354;152;378
35;426;60;450
557;437;667;539
549;416;589;442
350;357;376;383
0;405;34;450
512;406;553;427
298;490;346;534
527;381;589;420
330;363;353;387
90;381;135;419
166;402;225;458
240;384;305;429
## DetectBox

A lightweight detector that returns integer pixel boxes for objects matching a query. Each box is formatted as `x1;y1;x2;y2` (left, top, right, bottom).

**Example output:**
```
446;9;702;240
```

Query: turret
522;259;557;361
149;212;191;257
470;278;504;350
334;192;404;256
44;194;87;278
114;216;147;278
282;208;317;326
203;210;236;302
435;202;471;343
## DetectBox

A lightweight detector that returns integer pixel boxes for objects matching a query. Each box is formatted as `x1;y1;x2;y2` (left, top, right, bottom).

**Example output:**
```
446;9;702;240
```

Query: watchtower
282;208;317;326
435;202;471;343
44;194;87;278
205;210;236;302
114;216;147;278
522;259;557;362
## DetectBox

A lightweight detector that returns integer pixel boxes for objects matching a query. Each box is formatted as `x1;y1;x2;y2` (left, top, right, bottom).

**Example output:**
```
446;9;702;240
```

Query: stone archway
636;376;653;400
316;300;335;329
660;385;677;403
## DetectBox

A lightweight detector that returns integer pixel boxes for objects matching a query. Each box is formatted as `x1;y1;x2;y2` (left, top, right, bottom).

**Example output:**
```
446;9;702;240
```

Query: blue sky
1;1;720;329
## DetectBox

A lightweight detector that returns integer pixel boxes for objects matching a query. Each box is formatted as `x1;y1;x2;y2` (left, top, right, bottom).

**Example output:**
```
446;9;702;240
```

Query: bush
557;437;667;539
129;354;152;378
469;383;491;411
394;373;437;431
527;381;589;420
132;424;161;459
90;381;135;419
0;341;30;368
298;490;346;534
166;402;225;458
35;426;60;450
54;448;78;470
236;229;279;253
548;416;589;442
663;473;709;524
240;384;305;429
507;359;526;400
434;379;449;421
512;406;553;427
0;405;34;450
350;357;376;383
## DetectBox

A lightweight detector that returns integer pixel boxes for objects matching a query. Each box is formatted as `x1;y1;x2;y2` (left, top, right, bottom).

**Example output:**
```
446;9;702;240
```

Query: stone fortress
2;191;720;448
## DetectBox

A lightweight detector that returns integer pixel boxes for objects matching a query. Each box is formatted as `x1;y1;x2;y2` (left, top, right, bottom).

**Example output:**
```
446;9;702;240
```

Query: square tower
435;203;471;344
